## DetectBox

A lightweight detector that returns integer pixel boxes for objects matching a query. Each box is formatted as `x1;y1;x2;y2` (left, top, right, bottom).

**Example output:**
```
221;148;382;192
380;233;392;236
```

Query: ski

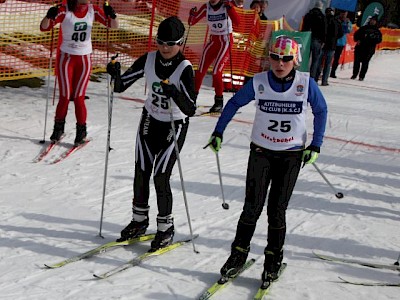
198;258;256;300
50;139;91;164
44;233;155;269
93;234;198;279
253;263;287;300
33;135;65;163
338;276;400;287
194;111;221;117
313;251;400;272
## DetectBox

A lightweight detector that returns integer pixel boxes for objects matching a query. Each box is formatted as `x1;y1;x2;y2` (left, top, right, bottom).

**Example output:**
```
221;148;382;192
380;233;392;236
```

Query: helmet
157;16;185;42
269;36;300;65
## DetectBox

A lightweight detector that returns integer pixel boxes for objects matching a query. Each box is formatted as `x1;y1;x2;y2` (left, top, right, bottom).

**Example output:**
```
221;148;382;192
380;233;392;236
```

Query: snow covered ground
1;51;399;300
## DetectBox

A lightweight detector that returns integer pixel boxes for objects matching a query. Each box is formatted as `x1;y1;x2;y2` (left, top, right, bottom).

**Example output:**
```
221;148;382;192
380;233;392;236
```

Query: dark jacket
354;24;382;57
323;15;343;50
302;8;327;42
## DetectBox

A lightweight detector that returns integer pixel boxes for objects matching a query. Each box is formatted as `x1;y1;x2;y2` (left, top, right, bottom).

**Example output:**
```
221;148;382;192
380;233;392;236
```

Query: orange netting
1;0;399;83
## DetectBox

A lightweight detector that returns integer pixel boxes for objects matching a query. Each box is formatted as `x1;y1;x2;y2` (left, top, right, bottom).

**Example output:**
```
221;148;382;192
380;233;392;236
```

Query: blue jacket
337;20;352;47
214;71;328;148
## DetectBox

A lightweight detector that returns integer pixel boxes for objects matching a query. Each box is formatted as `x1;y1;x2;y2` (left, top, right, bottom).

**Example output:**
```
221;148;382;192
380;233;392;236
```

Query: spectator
250;0;268;20
351;15;382;81
188;0;240;113
233;0;244;8
330;10;352;78
259;0;268;20
301;1;327;81
316;7;343;86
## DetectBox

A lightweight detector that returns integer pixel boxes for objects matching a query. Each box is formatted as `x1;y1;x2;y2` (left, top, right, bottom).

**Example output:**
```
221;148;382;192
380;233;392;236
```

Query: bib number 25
152;94;169;110
268;120;291;132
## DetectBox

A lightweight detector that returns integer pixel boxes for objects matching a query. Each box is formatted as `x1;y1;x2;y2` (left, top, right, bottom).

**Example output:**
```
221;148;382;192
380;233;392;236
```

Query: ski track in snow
0;52;399;299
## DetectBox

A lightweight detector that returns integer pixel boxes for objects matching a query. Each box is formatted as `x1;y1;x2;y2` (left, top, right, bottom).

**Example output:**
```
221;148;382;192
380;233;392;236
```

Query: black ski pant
330;45;345;76
133;108;189;217
352;47;374;79
232;143;302;252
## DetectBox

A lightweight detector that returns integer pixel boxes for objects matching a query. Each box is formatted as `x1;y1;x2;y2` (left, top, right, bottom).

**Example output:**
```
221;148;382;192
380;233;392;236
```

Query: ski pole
312;163;344;199
203;142;229;210
227;15;235;95
164;80;199;254
40;26;55;144
182;25;191;54
98;53;119;238
215;152;229;210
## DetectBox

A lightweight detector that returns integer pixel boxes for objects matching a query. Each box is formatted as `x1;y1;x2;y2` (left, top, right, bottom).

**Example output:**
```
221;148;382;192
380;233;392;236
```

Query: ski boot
116;205;149;242
209;95;223;113
74;123;87;146
50;120;65;143
149;215;174;252
261;248;284;282
220;244;250;278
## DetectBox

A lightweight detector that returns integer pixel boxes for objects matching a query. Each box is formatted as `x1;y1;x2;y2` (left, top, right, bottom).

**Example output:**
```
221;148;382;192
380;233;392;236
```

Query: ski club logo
258;84;265;94
295;84;304;96
74;22;87;31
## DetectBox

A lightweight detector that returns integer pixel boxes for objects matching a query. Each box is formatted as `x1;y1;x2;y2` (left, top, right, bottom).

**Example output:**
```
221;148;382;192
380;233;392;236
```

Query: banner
361;2;385;26
330;0;357;12
271;30;311;72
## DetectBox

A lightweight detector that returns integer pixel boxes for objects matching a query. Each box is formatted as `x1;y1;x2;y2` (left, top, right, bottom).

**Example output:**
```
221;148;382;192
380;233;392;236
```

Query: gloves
188;7;197;26
190;7;197;16
46;6;58;20
106;61;121;79
223;0;233;9
207;132;223;153
160;81;179;99
103;3;117;19
302;145;320;166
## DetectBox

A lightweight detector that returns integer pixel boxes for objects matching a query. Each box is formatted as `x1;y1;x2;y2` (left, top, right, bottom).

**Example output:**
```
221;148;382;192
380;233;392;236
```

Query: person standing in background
301;1;327;81
188;0;240;113
258;0;268;20
330;10;352;78
315;7;343;86
40;0;118;146
351;15;382;81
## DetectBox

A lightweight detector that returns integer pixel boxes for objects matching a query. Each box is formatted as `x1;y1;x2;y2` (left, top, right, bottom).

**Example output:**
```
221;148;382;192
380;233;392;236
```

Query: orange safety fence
1;1;399;82
0;0;280;83
337;25;400;68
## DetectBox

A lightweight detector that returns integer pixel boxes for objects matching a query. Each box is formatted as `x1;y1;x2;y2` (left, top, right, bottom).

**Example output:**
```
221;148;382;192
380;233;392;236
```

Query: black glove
103;3;117;19
46;6;58;20
223;0;233;9
106;61;121;79
190;7;197;16
160;81;179;99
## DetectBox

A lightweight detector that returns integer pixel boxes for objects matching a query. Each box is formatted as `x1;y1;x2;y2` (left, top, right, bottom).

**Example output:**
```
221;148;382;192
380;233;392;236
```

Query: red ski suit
40;4;110;125
188;1;240;97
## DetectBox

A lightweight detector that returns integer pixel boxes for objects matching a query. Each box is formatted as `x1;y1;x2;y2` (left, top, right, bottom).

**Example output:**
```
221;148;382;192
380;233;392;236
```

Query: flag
330;0;357;12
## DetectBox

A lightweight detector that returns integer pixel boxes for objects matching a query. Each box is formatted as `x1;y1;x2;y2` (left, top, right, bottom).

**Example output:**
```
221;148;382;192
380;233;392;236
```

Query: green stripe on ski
198;258;256;300
93;234;198;279
253;263;287;300
44;234;155;269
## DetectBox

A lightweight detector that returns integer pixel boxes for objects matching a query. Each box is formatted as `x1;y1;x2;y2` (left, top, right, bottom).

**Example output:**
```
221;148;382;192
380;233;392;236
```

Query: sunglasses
156;38;183;47
269;52;294;62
